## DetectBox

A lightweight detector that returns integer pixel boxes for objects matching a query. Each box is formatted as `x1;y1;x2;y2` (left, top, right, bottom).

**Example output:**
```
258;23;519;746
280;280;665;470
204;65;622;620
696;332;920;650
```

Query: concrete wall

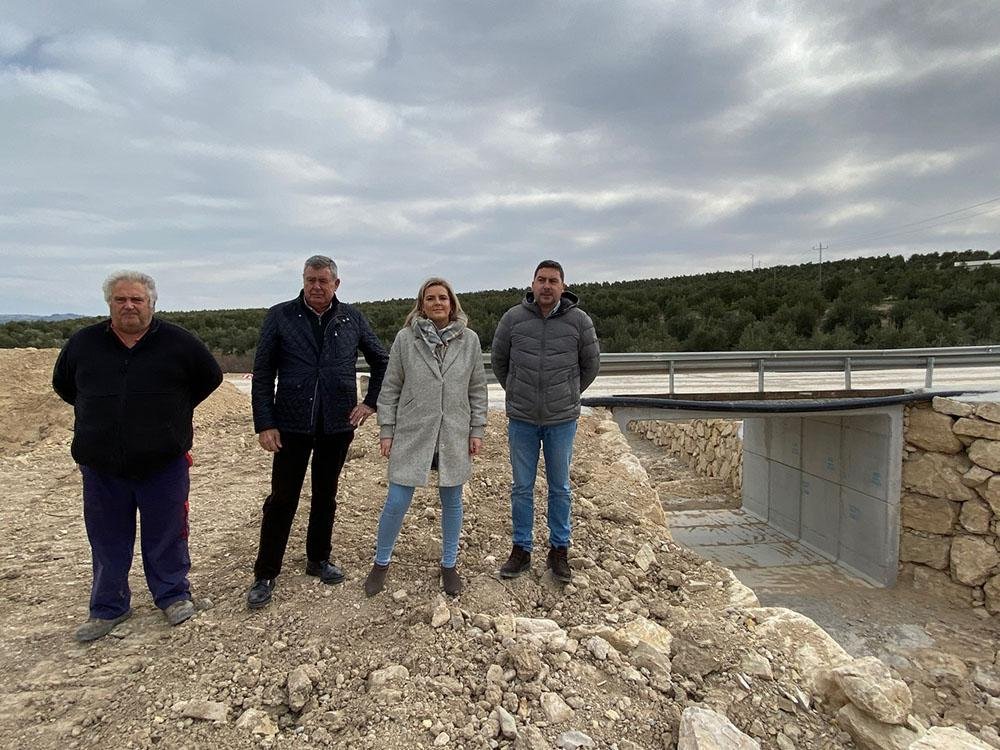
741;410;904;586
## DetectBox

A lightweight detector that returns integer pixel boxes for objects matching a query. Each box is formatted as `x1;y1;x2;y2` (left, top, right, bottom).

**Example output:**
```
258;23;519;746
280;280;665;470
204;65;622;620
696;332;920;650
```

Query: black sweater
52;318;223;478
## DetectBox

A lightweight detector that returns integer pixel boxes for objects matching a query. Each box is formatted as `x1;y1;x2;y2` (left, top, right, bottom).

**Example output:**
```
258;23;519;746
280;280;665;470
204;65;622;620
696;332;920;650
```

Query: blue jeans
508;418;578;551
375;483;464;567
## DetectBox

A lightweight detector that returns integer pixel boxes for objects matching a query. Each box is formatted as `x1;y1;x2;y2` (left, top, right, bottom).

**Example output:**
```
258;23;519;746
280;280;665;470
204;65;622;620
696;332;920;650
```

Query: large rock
902;453;976;501
969;439;1000;472
539;692;573;723
908;726;994;749
985;573;1000;614
975;402;1000;424
836;704;917;750
748;607;852;700
900;532;950;569
235;708;278;736
722;569;760;608
932;396;974;418
286;665;313;712
959;497;993;533
962;465;994;487
177;699;228;723
906;407;961;453
977;476;1000;515
605;615;673;656
901;493;960;534
367;665;409;691
951;535;1000;586
677;706;760;750
831;656;912;725
629;640;673;679
954;418;1000;441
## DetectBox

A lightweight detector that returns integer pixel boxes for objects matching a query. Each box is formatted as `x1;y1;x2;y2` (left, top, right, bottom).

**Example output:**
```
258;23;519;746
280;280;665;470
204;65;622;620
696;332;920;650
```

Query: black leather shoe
306;559;346;585
247;578;275;609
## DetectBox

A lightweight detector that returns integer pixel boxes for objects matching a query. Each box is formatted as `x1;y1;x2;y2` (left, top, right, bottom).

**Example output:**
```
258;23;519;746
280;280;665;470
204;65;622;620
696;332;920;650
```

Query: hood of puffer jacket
521;289;580;316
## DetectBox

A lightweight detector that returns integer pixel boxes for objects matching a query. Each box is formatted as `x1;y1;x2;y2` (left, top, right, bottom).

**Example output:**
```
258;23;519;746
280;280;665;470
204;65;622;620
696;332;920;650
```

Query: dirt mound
0;348;74;456
1;348;859;748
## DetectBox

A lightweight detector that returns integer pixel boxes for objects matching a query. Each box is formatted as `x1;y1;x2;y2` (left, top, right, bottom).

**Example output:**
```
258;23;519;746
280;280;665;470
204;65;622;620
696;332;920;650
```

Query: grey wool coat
377;321;488;487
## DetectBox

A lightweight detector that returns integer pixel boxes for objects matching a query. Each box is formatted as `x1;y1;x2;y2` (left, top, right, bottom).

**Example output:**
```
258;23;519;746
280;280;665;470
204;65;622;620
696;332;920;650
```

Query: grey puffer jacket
491;290;600;425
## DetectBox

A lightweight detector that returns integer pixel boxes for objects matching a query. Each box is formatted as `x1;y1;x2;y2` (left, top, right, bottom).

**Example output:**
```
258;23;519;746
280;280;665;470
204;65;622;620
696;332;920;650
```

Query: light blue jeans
375;483;464;567
507;418;578;551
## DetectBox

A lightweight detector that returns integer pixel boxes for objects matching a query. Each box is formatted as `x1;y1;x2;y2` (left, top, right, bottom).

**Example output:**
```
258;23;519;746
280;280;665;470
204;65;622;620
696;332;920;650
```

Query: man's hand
469;437;483;456
258;428;282;452
349;403;375;427
380;437;393;458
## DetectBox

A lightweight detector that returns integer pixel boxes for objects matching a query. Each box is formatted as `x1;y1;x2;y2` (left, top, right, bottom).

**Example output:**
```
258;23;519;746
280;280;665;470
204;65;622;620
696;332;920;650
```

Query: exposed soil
1;348;997;749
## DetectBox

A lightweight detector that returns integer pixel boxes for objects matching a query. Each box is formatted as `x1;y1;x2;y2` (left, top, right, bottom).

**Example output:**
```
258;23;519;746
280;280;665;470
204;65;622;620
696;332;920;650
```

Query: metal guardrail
355;344;1000;392
590;346;1000;392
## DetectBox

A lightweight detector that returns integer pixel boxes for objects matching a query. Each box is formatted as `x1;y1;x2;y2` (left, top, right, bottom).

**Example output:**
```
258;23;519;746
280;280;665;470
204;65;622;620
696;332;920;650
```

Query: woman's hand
380;437;393;458
469;437;483;456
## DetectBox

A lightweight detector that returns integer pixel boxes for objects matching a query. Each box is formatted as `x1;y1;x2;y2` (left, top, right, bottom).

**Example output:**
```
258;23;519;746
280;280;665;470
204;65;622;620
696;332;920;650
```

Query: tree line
3;250;999;371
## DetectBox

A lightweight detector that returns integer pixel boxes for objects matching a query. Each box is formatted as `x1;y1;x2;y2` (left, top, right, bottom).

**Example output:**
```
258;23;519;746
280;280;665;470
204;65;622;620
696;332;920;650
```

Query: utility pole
813;242;827;285
750;253;755;270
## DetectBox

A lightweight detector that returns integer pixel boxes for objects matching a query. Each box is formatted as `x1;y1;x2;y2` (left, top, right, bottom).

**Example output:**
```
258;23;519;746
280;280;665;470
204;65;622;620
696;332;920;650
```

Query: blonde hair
403;277;468;327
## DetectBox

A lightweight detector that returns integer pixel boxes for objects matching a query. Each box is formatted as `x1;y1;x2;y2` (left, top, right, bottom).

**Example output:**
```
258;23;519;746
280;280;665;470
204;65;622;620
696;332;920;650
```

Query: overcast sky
3;2;999;315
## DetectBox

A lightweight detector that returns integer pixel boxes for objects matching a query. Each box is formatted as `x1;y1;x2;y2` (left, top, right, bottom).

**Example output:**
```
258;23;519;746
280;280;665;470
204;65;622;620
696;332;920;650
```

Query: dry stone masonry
902;397;1000;614
628;419;743;492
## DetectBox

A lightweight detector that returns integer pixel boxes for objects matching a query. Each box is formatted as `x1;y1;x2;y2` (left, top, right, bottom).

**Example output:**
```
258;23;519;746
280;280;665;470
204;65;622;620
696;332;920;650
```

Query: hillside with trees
3;250;998;370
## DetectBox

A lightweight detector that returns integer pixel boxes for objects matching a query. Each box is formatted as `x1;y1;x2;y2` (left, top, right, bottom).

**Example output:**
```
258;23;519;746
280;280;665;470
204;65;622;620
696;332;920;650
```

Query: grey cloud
1;1;998;315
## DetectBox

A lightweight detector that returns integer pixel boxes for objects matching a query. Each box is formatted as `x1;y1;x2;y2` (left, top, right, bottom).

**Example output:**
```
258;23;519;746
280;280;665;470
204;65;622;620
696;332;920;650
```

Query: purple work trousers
80;454;192;619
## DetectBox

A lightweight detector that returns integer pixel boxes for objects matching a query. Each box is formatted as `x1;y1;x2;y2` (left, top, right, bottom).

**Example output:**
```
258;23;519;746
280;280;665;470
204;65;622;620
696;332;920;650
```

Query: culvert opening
583;388;977;588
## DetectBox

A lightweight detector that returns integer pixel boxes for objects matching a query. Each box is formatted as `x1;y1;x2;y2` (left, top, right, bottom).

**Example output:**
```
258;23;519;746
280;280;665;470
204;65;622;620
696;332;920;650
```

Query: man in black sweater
53;271;222;642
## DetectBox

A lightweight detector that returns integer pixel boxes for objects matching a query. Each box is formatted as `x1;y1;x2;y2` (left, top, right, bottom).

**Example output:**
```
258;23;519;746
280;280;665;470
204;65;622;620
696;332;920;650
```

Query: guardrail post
925;356;934;388
668;361;675;395
844;357;852;389
757;360;764;392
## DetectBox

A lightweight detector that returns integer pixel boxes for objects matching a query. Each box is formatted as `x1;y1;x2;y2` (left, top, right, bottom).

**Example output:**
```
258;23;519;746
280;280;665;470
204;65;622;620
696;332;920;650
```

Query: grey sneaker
75;609;132;643
164;599;196;626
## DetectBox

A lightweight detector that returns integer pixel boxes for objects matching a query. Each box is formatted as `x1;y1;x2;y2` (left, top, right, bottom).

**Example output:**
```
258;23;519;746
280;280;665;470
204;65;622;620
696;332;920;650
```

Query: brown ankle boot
364;563;389;597
440;565;462;596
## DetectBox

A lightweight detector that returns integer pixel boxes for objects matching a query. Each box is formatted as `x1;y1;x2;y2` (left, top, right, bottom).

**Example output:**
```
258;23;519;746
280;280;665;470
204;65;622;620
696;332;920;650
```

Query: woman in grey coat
366;277;488;596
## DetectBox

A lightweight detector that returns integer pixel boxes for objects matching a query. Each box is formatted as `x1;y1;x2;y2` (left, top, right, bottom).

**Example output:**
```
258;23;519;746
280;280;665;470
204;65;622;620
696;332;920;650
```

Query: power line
829;195;1000;251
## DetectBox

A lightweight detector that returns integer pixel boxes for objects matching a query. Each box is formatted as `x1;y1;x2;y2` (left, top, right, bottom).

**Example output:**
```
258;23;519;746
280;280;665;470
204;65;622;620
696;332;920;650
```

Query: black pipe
581;390;987;414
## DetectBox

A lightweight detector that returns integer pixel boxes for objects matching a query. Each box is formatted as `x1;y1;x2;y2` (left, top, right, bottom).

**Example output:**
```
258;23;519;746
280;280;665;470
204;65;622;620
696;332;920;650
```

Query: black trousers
253;430;354;578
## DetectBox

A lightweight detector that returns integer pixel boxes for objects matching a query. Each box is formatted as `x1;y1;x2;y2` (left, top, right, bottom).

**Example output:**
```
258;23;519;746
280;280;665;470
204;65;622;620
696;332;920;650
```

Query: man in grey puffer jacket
491;260;600;582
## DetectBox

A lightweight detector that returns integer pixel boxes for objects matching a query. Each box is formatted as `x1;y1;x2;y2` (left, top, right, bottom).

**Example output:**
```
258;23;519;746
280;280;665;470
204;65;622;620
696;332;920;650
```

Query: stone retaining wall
900;396;1000;614
627;419;742;491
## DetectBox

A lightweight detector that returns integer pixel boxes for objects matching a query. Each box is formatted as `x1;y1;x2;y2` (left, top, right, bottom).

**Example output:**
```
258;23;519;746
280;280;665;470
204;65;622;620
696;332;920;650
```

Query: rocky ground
1;348;997;749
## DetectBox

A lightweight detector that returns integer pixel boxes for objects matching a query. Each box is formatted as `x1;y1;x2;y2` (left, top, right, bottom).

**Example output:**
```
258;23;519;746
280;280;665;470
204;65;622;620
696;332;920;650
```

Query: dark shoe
499;545;531;579
306;559;346;585
75;609;132;643
364;563;389;597
164;599;195;626
547;546;573;583
247;578;275;609
441;565;463;596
